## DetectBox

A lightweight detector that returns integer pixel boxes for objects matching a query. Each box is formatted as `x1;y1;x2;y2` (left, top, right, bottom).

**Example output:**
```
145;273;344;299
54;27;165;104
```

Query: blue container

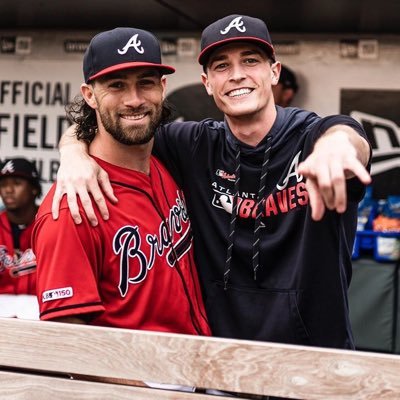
352;230;400;262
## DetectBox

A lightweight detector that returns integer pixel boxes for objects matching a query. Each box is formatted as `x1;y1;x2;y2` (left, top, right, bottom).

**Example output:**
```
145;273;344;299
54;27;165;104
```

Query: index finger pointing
346;159;372;185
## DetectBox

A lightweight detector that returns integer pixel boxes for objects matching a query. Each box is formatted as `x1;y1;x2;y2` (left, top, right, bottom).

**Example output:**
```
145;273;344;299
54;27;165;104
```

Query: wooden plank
1;318;400;399
0;370;234;400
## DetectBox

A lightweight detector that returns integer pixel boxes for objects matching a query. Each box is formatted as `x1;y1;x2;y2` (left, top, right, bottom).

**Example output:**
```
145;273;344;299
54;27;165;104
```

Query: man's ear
271;62;281;86
201;72;213;96
80;83;97;109
161;76;167;100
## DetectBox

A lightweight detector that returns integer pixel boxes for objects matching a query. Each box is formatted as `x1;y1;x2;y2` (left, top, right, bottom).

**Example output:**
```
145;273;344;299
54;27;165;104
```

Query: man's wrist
59;138;88;155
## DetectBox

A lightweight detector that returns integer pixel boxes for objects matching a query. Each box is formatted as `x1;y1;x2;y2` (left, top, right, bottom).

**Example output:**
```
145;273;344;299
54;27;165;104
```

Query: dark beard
99;104;162;146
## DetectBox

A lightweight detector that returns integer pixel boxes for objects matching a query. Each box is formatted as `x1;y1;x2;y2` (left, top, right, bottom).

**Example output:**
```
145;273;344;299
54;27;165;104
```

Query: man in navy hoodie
53;15;371;350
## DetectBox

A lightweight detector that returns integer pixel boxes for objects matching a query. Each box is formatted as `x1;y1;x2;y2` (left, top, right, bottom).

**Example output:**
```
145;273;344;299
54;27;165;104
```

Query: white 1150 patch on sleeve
42;287;73;302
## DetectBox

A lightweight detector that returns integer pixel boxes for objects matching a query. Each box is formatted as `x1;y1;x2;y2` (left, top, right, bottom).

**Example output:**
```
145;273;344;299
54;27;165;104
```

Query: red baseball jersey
0;211;36;295
33;156;211;336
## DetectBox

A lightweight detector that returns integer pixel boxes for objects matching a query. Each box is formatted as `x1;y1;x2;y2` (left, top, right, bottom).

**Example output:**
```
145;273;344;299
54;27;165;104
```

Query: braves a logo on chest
113;192;191;297
276;151;303;190
117;34;144;55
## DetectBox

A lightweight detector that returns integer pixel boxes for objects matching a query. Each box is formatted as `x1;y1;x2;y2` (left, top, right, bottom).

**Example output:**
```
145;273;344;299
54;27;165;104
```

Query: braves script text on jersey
0;211;36;295
154;106;370;349
33;156;210;336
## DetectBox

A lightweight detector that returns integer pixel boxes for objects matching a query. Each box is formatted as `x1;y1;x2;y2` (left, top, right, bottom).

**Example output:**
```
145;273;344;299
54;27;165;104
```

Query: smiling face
201;42;280;121
81;67;166;146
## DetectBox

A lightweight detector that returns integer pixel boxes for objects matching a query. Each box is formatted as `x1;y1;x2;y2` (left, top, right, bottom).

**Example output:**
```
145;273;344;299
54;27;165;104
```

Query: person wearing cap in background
0;157;41;319
32;27;211;346
272;64;299;107
53;15;371;352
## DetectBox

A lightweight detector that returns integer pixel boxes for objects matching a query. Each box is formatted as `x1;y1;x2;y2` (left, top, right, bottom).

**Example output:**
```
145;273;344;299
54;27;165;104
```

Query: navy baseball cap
198;15;275;66
0;158;40;185
279;65;299;92
83;27;175;83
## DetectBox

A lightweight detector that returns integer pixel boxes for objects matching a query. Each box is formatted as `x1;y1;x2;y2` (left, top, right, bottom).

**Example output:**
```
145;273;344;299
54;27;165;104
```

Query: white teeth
122;113;146;120
228;88;252;97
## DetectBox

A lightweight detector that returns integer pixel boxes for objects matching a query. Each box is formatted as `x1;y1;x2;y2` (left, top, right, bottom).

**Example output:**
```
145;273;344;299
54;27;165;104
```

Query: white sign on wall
1;30;400;204
0;59;82;198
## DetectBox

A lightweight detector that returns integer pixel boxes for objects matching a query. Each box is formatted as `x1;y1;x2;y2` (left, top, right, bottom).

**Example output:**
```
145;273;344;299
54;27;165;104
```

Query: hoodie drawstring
223;145;241;290
252;135;272;280
223;136;272;289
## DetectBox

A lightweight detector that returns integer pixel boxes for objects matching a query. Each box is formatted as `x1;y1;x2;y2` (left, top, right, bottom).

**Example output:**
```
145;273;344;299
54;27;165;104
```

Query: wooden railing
0;318;400;399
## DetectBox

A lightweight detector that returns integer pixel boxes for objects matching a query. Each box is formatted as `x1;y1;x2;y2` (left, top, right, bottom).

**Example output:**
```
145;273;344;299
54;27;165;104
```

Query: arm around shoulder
59;124;88;153
53;124;117;226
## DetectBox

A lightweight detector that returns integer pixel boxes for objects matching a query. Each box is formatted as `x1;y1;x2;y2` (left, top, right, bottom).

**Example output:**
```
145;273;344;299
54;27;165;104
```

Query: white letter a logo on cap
118;34;144;55
1;161;15;174
220;16;246;35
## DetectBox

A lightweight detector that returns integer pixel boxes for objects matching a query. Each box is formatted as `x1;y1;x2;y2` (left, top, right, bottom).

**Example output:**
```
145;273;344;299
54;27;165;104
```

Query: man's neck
225;105;277;147
89;130;153;175
6;204;38;226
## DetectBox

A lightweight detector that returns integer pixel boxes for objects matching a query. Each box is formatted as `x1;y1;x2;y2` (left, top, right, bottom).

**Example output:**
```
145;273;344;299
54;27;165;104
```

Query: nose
123;86;145;108
229;63;246;81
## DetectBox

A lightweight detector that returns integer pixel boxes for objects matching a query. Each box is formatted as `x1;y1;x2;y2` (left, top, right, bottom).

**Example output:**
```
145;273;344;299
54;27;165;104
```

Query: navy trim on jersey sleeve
40;301;103;319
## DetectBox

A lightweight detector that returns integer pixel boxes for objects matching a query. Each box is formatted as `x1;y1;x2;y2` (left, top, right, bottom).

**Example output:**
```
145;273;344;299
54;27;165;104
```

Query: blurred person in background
0;157;41;319
272;64;299;107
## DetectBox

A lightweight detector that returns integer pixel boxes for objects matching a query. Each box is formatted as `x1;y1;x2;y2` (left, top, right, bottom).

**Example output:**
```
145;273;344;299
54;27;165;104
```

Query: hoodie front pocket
205;281;311;345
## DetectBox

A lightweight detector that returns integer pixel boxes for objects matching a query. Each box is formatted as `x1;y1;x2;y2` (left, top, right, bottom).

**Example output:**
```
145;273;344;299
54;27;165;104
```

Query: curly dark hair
65;92;174;144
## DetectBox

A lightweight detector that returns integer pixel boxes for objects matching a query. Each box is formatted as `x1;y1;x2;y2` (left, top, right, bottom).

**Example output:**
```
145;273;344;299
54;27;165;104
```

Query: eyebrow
100;69;160;81
208;49;265;66
136;70;160;79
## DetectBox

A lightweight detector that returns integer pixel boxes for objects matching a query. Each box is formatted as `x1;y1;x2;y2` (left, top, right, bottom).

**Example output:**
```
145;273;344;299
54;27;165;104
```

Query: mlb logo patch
42;287;73;302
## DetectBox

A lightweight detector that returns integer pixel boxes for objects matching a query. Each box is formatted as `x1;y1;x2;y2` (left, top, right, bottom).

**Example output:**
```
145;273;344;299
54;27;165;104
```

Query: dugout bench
0;318;400;399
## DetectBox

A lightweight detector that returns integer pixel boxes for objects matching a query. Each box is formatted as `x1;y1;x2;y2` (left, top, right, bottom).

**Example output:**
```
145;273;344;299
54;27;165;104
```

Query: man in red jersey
0;157;41;319
32;27;210;338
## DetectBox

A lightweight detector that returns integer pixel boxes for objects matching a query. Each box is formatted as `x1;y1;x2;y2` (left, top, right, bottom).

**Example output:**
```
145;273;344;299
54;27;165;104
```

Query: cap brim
0;172;39;181
198;37;275;65
87;61;175;82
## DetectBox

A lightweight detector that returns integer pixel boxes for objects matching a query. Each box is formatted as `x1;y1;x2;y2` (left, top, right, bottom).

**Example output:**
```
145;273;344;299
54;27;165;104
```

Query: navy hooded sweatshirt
154;106;369;349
